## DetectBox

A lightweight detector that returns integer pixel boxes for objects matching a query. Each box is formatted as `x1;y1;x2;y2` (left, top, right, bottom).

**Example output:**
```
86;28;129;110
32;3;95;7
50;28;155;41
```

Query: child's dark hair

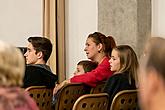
77;60;98;73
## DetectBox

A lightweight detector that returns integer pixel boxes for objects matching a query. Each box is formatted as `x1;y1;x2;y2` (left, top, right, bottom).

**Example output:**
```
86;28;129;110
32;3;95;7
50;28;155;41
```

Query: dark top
23;65;58;88
103;72;136;106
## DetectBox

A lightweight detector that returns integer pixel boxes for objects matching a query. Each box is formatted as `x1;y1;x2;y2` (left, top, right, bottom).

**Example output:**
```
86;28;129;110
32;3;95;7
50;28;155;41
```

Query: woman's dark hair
87;32;116;56
107;36;116;56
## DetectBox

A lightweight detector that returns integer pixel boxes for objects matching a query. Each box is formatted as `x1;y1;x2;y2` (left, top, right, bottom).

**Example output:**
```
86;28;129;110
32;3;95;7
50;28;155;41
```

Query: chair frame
110;89;138;110
55;83;90;110
72;93;109;110
25;86;53;110
90;81;106;94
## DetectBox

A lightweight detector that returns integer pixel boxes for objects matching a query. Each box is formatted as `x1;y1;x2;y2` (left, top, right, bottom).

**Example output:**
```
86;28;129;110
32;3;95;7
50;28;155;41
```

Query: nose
109;58;112;64
73;71;77;76
84;47;87;51
24;51;27;57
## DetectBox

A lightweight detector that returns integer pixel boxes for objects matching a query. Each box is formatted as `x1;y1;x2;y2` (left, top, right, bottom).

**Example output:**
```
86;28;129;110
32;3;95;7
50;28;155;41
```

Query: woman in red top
53;32;116;95
70;32;116;87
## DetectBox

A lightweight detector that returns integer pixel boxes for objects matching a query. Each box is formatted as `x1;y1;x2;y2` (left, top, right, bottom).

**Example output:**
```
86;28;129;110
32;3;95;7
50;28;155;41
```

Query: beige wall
152;0;165;37
1;0;165;79
0;0;42;46
65;0;98;78
66;0;165;78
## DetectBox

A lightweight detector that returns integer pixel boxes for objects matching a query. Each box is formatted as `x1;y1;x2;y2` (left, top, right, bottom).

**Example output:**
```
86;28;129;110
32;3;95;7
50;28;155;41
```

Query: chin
26;61;31;64
87;56;92;59
110;68;114;71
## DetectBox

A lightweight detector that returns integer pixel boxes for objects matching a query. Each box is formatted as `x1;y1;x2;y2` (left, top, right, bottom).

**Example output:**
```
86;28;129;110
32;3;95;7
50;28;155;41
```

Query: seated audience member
55;32;115;89
53;60;98;94
104;45;138;108
52;60;98;108
23;36;58;88
0;40;39;110
138;37;165;110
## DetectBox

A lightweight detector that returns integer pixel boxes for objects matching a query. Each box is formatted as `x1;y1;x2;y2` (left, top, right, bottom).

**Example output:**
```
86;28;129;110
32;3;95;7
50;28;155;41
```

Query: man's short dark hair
28;37;52;63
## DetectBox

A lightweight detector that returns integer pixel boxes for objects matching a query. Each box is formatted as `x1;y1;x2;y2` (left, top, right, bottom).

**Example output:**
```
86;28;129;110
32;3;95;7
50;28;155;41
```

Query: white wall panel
0;0;42;46
65;0;98;78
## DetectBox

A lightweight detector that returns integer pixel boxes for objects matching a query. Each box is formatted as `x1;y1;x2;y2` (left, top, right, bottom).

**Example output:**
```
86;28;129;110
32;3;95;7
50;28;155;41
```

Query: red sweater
70;57;113;87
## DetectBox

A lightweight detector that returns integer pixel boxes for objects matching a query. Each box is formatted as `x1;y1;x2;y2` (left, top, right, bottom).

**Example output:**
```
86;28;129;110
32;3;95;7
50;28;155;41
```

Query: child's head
74;60;98;76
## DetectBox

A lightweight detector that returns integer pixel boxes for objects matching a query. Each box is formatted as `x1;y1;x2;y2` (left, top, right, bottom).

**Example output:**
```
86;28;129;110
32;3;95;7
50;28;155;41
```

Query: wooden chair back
110;90;138;110
90;81;106;94
55;83;90;110
72;93;109;110
25;86;53;110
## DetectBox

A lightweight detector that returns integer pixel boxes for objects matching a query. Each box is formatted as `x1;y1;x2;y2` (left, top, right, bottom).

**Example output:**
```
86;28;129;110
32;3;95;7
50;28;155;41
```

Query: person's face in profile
73;64;85;76
109;49;120;73
84;38;101;60
24;42;38;64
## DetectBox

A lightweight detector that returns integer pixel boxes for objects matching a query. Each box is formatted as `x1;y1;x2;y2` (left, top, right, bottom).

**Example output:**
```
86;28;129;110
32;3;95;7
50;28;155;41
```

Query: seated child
52;60;98;107
53;60;98;94
104;45;138;108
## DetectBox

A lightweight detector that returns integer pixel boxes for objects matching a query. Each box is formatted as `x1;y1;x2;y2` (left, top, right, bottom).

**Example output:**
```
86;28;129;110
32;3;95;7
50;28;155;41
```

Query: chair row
25;82;106;110
25;83;138;110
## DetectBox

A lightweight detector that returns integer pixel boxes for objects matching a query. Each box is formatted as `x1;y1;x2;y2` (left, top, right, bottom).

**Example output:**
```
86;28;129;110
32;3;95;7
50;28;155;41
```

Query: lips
110;64;112;68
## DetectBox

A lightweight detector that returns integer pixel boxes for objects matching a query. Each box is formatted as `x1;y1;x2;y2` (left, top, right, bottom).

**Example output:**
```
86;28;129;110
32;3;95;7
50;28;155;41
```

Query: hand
53;79;70;94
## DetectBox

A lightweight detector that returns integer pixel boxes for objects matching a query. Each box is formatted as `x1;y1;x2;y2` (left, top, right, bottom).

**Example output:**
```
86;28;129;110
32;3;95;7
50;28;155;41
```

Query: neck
93;53;106;64
35;60;46;65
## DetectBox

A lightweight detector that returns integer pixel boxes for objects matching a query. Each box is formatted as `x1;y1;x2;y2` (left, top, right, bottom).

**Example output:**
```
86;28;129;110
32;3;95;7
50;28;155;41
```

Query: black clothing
104;72;136;106
23;65;58;88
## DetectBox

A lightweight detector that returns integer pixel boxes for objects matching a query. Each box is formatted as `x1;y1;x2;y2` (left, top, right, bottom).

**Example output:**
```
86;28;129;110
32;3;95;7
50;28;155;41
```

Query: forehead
77;65;84;69
27;42;34;49
86;38;95;43
111;49;119;57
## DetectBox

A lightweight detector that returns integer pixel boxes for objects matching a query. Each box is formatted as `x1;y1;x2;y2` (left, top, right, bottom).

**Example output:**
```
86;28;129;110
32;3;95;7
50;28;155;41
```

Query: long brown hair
114;45;139;84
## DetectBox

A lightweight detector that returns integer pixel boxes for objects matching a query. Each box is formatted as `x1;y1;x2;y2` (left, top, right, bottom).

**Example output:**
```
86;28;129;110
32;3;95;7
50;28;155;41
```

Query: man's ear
37;51;43;59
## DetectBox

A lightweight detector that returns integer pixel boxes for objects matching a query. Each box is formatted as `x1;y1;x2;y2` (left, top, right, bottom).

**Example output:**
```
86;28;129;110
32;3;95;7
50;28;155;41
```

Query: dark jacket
23;65;58;88
104;72;136;106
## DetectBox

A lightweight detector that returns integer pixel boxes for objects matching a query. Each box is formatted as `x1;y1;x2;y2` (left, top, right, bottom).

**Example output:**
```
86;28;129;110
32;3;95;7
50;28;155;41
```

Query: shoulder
26;65;48;71
26;64;40;69
99;56;110;66
25;65;56;76
25;65;44;72
102;56;110;63
109;73;124;78
108;73;128;82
